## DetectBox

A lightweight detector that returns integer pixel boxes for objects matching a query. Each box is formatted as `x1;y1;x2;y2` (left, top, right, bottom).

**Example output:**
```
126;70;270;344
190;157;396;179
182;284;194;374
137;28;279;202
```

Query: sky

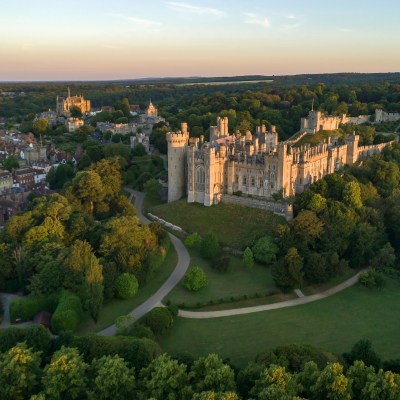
1;0;400;81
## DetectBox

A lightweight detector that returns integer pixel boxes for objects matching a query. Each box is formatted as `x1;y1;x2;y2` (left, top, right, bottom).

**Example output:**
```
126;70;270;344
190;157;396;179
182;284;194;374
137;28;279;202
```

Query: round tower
167;128;189;202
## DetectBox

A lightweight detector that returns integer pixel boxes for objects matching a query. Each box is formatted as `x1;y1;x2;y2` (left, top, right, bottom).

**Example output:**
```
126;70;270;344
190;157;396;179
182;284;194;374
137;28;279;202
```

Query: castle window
235;175;239;184
243;176;247;185
196;166;205;184
259;178;263;187
251;177;255;186
271;183;274;189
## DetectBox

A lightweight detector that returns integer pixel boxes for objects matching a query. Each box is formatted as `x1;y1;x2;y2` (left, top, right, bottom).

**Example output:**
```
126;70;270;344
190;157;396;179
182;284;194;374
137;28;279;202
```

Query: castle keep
167;118;393;207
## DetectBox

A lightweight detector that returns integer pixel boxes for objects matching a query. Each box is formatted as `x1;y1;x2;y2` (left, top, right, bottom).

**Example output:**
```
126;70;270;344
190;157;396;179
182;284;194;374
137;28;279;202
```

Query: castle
56;88;91;116
167;117;394;208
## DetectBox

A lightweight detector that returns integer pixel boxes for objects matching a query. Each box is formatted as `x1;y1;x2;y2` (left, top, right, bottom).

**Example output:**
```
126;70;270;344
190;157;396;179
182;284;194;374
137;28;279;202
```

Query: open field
160;279;400;367
164;250;279;309
76;245;178;334
146;199;286;249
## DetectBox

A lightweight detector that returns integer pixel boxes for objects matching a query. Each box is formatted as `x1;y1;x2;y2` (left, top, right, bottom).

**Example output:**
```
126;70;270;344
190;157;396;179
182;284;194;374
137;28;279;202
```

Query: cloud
126;17;162;27
281;22;302;31
244;13;270;28
287;15;296;19
339;27;352;33
165;1;226;16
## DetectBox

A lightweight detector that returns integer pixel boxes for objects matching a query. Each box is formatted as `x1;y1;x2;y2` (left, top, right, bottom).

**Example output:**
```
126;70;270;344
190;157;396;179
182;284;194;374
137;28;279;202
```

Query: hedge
10;294;58;323
51;291;83;334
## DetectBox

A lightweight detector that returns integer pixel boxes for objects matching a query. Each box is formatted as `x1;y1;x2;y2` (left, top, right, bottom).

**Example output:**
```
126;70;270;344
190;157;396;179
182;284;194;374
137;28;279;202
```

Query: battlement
166;131;189;145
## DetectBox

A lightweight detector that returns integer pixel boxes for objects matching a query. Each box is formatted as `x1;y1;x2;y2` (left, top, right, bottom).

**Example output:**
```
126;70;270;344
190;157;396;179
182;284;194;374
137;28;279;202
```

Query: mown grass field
76;245;178;334
146;199;286;249
160;279;400;367
164;250;279;309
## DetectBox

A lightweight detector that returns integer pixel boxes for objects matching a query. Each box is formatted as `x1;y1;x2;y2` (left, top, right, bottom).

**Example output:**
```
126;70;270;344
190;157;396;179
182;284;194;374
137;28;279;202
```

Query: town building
0;170;13;193
66;117;84;132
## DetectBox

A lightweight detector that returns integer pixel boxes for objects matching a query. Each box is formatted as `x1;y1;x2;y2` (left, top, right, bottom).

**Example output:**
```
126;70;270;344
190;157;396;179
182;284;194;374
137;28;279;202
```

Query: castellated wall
375;109;400;123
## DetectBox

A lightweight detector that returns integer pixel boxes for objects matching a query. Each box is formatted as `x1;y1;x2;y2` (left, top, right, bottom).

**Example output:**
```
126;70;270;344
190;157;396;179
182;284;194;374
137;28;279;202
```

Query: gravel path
178;271;364;319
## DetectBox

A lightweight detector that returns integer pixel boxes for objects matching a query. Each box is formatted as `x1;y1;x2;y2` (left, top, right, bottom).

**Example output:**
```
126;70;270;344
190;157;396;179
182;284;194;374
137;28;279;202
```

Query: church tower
167;123;189;202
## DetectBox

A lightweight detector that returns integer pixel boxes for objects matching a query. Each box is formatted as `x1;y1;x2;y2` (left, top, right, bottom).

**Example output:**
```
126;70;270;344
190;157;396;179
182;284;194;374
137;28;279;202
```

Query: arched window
196;166;205;184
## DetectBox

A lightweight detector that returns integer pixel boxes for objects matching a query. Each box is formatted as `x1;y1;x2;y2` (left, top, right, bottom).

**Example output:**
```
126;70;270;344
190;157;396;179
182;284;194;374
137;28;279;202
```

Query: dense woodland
0;324;400;399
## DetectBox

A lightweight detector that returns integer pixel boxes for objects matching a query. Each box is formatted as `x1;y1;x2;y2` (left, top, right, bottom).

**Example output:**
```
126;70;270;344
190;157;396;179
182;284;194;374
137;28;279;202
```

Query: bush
243;247;254;269
183;267;208;291
251;236;279;265
184;232;202;248
114;273;139;299
359;269;387;289
211;254;231;272
200;232;221;260
141;307;174;337
10;295;57;323
51;291;83;334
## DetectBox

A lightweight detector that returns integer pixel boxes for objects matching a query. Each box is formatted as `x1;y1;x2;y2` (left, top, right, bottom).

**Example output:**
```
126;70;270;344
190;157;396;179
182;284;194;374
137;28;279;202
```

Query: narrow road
99;189;190;335
179;270;364;319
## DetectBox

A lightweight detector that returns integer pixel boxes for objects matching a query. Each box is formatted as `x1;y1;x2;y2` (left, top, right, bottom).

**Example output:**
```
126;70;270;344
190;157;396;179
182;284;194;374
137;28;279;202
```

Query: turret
167;126;189;202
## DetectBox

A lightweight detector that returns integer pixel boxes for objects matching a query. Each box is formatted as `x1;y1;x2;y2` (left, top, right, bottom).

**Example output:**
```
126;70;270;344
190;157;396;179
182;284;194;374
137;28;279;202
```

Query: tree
42;346;88;399
184;232;202;249
273;247;304;292
141;307;174;337
70;106;82;118
242;247;254;269
114;273;139;299
69;170;105;214
132;143;147;156
343;181;363;209
63;240;104;320
88;355;135;400
140;354;191;400
343;339;382;370
212;254;231;272
2;155;19;171
91;157;122;200
311;362;351;400
32;118;49;136
144;178;161;200
100;216;157;274
183;266;208;291
103;143;131;161
0;343;41;399
200;233;221;260
252;236;279;265
190;354;236;393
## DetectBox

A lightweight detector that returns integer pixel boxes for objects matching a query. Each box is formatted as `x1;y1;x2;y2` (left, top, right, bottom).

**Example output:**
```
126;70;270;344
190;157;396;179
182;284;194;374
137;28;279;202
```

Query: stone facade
56;88;91;116
167;118;394;207
66;117;84;132
375;109;400;123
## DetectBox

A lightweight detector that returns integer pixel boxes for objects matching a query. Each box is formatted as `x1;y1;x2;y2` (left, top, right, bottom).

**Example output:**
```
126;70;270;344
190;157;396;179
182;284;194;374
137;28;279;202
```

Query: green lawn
294;130;344;147
164;250;279;309
147;199;286;249
160;279;400;367
76;245;178;334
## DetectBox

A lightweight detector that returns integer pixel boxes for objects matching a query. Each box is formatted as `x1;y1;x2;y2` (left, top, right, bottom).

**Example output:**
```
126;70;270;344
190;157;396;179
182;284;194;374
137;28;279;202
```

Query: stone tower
167;122;189;202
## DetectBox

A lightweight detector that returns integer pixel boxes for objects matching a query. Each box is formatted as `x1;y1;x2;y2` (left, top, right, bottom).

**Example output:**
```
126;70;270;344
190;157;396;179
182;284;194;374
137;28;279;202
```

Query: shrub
141;307;174;337
184;232;202;248
200;232;221;260
51;291;82;334
10;295;57;323
183;267;208;291
359;269;387;289
251;236;279;265
212;254;231;272
114;273;139;299
243;247;254;269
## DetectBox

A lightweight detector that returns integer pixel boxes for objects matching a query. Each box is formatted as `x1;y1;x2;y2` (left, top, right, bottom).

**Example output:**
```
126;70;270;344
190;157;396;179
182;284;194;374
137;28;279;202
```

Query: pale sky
1;0;399;81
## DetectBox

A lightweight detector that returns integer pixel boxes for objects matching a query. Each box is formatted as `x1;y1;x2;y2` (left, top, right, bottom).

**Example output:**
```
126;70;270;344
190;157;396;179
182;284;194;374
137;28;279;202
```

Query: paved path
0;293;25;328
99;189;190;335
178;271;364;319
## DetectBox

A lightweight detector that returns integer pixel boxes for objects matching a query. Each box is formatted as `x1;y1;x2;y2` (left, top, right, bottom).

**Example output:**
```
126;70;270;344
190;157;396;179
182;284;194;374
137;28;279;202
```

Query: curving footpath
178;271;364;319
99;189;190;336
